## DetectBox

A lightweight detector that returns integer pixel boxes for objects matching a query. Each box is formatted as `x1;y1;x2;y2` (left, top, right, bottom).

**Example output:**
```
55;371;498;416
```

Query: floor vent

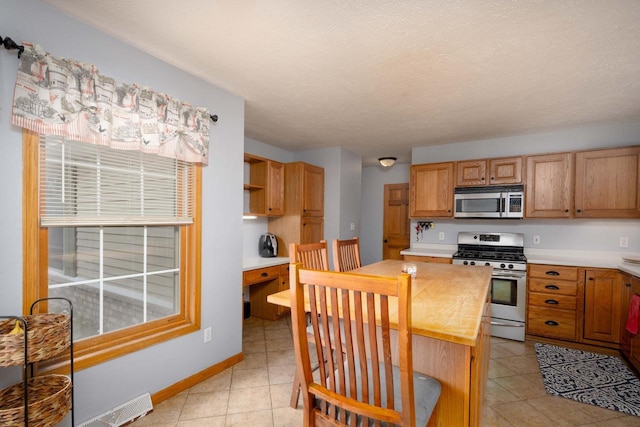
78;393;153;427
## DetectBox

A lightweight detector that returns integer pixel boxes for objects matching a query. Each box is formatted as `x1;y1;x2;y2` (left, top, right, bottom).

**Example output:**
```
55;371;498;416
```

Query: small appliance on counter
259;233;278;257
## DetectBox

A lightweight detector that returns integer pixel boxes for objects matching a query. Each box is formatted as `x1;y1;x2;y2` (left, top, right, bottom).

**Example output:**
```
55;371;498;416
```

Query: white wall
1;1;244;424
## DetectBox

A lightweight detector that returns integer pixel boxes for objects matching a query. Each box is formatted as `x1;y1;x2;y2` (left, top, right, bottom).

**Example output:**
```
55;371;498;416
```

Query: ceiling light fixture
378;157;397;167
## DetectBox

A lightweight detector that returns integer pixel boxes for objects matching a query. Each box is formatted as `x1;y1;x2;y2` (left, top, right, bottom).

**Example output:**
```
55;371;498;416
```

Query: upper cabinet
456;156;523;187
410;162;454;218
525;152;574;218
298;162;324;217
574;146;640;219
244;153;284;217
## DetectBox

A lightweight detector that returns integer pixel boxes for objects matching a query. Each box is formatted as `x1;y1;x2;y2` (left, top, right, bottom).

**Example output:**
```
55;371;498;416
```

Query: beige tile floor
131;316;640;426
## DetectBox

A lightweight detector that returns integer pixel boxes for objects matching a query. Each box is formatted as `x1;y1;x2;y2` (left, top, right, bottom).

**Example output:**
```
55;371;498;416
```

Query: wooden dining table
267;259;493;427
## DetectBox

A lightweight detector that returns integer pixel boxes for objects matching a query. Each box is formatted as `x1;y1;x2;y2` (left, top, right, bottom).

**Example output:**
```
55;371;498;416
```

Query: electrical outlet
438;232;445;241
620;237;629;248
533;235;541;245
204;327;212;343
350;222;355;231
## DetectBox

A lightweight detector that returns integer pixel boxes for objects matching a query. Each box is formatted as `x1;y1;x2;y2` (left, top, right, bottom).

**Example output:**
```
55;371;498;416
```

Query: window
23;130;201;370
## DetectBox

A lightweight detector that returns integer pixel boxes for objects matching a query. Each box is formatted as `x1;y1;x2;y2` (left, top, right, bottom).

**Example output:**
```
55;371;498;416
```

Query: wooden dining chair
290;263;441;426
332;237;362;272
290;241;330;271
289;241;331;407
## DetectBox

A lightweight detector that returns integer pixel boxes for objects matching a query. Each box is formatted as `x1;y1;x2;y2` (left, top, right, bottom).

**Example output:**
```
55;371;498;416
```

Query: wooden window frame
22;130;202;372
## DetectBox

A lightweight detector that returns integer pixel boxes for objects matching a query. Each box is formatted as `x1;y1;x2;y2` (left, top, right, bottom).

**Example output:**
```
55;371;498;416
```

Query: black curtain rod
1;35;24;57
2;34;219;122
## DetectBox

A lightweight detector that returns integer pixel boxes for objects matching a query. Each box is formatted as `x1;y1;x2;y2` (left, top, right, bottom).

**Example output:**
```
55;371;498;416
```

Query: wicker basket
0;314;71;367
0;374;72;427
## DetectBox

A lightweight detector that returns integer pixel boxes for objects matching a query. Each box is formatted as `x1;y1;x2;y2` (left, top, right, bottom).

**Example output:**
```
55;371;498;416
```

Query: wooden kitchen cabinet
456;156;523;187
266;160;285;216
525;152;574;218
583;268;623;345
527;264;580;341
244;153;284;217
574;146;640;218
268;162;325;256
409;162;454;218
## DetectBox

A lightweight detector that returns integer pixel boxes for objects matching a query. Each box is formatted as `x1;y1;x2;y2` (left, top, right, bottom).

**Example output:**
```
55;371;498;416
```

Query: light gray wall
1;1;244;424
339;149;362;239
360;164;411;266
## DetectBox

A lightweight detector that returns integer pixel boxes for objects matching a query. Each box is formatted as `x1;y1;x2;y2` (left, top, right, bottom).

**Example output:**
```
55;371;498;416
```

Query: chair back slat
291;241;330;271
290;264;416;426
332;237;362;272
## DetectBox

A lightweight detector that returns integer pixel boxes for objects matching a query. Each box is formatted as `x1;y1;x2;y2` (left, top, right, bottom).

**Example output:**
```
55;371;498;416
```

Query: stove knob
470;261;475;266
485;262;491;267
508;264;514;269
463;261;468;265
500;263;506;269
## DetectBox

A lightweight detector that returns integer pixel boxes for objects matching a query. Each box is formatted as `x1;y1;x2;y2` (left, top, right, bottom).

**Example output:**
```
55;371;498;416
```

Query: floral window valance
12;42;210;165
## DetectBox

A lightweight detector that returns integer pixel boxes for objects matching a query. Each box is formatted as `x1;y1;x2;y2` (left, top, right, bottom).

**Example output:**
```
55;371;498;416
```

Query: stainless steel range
452;232;527;341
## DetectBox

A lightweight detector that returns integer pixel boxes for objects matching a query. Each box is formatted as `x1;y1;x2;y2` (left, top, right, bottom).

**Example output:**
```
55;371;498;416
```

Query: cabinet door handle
588;277;594;281
545;285;560;290
564;209;569;213
545;299;559;305
545;320;559;326
260;272;268;277
545;271;560;276
576;209;582;213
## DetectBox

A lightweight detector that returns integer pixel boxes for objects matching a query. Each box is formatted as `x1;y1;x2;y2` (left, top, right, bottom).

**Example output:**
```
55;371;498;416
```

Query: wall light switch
204;327;212;343
620;237;629;248
533;235;541;245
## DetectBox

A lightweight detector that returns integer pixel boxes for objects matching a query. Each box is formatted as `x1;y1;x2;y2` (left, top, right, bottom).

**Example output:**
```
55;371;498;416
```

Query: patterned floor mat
534;343;640;416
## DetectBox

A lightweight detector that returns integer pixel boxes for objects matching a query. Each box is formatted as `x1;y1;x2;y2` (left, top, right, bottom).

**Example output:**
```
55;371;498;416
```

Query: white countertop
242;256;289;271
399;245;640;278
400;244;456;258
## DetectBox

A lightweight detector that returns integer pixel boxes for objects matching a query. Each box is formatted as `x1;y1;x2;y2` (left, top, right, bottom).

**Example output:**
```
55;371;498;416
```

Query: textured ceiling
44;0;640;165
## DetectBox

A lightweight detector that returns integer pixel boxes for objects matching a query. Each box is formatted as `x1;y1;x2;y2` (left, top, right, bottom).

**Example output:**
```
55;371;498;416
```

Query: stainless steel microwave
454;185;524;218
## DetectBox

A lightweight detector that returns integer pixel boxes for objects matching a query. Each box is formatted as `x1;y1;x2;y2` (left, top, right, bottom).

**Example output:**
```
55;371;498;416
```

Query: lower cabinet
244;264;290;321
583;268;622;344
527;264;623;349
526;264;580;341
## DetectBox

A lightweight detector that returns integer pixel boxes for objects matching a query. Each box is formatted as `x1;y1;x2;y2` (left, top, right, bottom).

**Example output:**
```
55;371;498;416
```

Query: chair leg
290;371;301;408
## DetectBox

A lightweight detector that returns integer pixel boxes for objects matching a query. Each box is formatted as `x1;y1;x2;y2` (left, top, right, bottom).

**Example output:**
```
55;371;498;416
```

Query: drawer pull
545;320;559;326
545;271;560;276
545;299;559;305
545;285;560;290
261;272;268;277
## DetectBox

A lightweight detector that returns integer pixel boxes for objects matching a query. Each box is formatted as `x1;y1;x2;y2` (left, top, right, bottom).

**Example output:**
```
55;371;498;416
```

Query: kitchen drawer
403;255;452;264
528;293;577;310
527;306;577;341
528;278;578;296
243;266;280;286
528;264;578;281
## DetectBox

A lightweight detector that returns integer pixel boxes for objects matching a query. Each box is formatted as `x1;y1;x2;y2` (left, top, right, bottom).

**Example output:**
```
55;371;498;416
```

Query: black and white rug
534;343;640;416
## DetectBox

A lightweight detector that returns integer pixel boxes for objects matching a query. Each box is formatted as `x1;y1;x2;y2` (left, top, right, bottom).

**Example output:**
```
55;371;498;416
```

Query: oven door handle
490;321;524;327
493;273;525;279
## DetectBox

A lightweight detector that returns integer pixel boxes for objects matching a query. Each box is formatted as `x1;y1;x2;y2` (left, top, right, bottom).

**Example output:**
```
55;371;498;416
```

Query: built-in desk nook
243;257;290;320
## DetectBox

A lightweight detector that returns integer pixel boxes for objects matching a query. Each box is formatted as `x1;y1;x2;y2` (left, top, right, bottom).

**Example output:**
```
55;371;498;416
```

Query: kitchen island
267;259;492;427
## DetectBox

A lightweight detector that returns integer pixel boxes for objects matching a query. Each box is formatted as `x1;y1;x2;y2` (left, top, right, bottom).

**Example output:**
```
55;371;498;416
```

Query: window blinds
40;135;194;226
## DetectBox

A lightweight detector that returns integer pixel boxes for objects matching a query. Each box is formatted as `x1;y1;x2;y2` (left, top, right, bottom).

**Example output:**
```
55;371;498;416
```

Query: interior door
383;183;410;260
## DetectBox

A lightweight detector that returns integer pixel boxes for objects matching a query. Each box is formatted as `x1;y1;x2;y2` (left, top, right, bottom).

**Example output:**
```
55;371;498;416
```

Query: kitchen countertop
399;245;640;277
268;259;492;347
242;256;289;271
